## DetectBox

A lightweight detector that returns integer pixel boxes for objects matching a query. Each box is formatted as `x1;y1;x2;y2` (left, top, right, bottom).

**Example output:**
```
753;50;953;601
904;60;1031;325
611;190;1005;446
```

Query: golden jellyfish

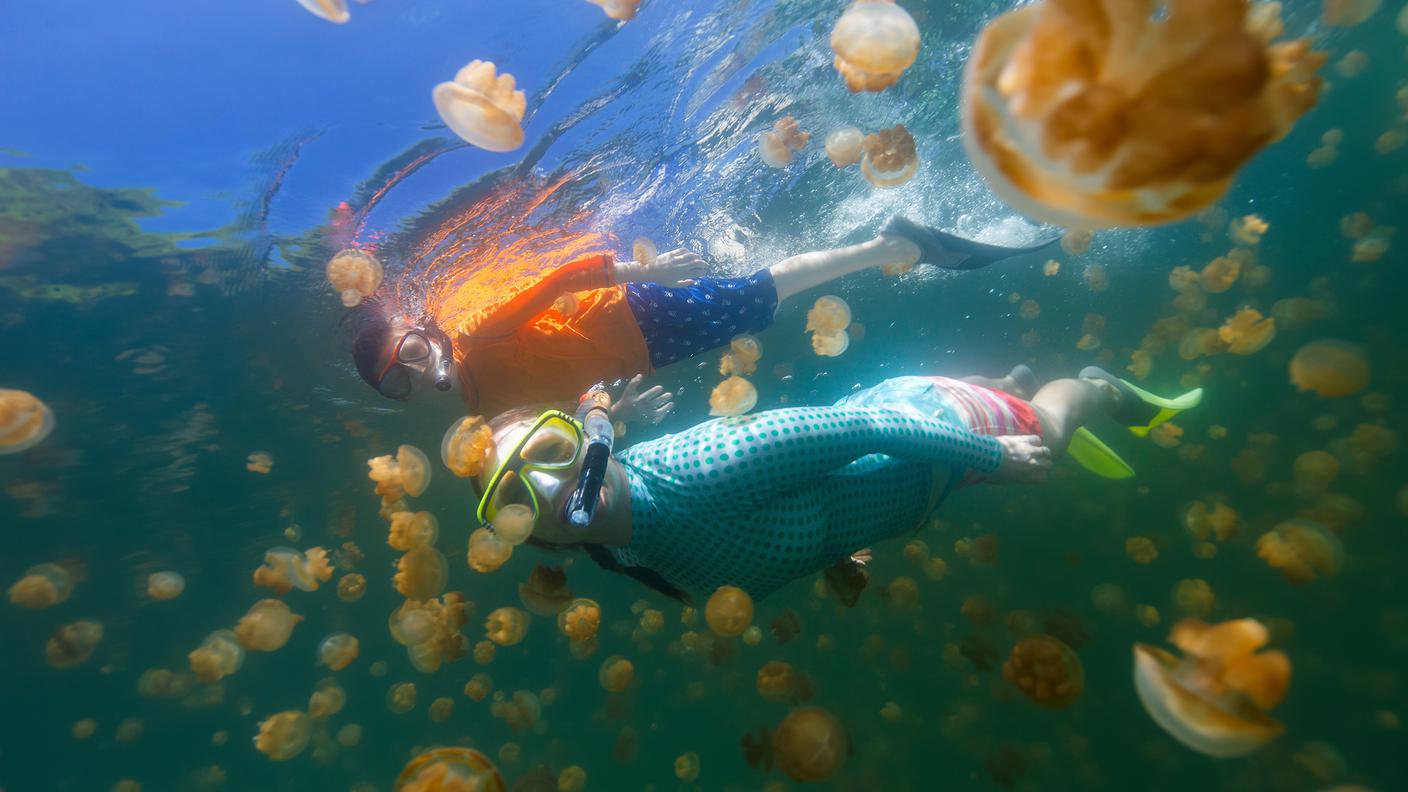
1174;577;1216;618
1018;299;1040;320
235;599;302;652
387;681;418;714
145;571;184;601
319;633;360;671
811;329;850;357
830;0;921;92
759;116;810;168
1323;0;1381;26
1185;501;1239;542
490;502;535;546
428;697;454;722
558;598;601;642
395;546;449;600
1292;451;1340;497
388;511;440;552
433;60;526;153
806;295;851;334
9;562;75;609
1133;618;1290;757
0;389;55;455
485;606;529;646
709;376;758;417
1061;228;1094;255
188;630;244;683
773;707;847;782
518;565;573;616
1149;422;1183;449
1219;309;1276;355
586;0;640;20
255;546;334;594
598;655;635;692
45;619;103;669
757;660;797;702
1003;634;1084;709
1256;519;1343;585
1082;264;1109;292
441;415;494;479
309;680;347;719
633;237;658;268
1334;50;1369;78
1125;536;1159;564
1199;253;1242;293
961;0;1325;228
296;0;350;24
1043;259;1060;276
1128;349;1153;380
468;527;514;573
254;711;311;761
1178;328;1225;361
674;752;701;783
1351;228;1393;262
825;126;864;168
705;585;754;637
860;124;918;188
395;747;506;792
1272;297;1331;330
474;639;496;665
337;724;361;748
721;334;764;376
1228;215;1269;246
1290;340;1370;397
337;573;366;603
325;248;383;307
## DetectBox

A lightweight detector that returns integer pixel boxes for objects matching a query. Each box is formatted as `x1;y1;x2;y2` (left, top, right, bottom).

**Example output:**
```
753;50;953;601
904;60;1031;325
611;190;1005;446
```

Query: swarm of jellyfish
830;0;921;92
962;0;1325;227
325;249;383;308
432;60;527;153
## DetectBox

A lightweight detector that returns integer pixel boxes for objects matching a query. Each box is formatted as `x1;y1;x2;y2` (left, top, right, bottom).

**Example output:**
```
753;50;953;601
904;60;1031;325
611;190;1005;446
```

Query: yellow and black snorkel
563;382;615;532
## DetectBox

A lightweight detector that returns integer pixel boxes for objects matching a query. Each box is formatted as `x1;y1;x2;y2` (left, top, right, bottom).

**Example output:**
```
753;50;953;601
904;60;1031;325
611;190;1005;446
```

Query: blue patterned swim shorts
625;269;779;368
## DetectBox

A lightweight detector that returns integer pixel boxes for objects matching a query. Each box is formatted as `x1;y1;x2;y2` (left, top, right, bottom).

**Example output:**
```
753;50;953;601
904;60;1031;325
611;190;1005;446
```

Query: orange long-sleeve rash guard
451;253;653;418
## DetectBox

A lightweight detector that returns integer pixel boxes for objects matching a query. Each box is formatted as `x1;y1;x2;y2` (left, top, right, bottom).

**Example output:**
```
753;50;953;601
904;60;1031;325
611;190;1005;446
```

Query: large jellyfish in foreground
0;388;55;455
325;249;383;307
773;707;848;782
830;0;921;92
962;0;1325;227
1133;618;1290;757
432;61;527;153
395;747;506;791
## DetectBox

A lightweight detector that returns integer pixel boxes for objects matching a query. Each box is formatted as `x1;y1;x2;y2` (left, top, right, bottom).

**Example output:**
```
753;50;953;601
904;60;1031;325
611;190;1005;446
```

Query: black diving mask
376;325;452;399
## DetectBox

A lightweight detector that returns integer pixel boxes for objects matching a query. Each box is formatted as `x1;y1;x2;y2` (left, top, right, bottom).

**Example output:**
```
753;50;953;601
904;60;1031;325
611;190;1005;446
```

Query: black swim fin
882;216;1060;270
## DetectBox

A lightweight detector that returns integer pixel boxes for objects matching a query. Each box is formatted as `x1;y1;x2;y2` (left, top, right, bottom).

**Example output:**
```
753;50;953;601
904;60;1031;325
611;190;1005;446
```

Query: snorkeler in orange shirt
349;216;1056;420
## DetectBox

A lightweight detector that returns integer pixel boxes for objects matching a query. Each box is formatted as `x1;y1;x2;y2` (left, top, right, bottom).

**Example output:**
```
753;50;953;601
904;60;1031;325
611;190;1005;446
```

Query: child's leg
768;236;920;302
1029;378;1117;454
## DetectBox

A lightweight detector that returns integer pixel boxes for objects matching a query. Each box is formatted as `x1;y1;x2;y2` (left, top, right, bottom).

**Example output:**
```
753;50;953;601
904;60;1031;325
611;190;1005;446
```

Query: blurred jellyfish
474;639;496;665
633;237;658;268
337;724;361;748
758;116;810;168
674;751;701;782
337;573;366;603
757;660;797;702
773;707;847;782
1018;299;1040;320
558;598;601;642
45;620;103;669
1199;254;1242;293
720;334;764;376
308;679;347;719
1125;537;1158;564
825;126;864;168
1292;451;1340;498
1256;519;1343;585
468;527;514;573
518;565;573;616
558;766;587;792
1133;618;1291;757
396;747;506;791
433;60;526;152
1323;0;1381;26
318;633;360;671
9;563;75;609
706;585;754;637
189;630;244;683
325;248;382;307
1228;215;1269;246
0;389;55;455
235;599;302;652
296;0;350;24
255;546;334;594
709;376;758;417
1061;228;1094;255
1173;578;1216;618
1003;635;1083;709
254;711;311;761
860;124;918;187
428;697;454;722
830;0;920;92
145;570;185;601
587;0;640;21
490;502;535;546
598;655;635;692
464;672;493;702
1218;309;1276;355
811;330;850;357
962;0;1324;227
1082;264;1109;292
388;511;439;552
485;606;529;646
441;415;494;478
387;681;418;714
1290;340;1370;397
394;546;449;600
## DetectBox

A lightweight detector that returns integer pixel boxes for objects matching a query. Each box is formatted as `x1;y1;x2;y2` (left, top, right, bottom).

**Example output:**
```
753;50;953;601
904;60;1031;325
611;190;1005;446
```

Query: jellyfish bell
296;0;350;23
811;330;850;357
1256;519;1344;585
491;503;535;546
830;0;921;92
318;633;360;671
325;249;382;307
433;60;527;153
189;630;244;683
388;511;439;551
0;388;55;455
825;126;864;168
1003;635;1084;709
1290;340;1369;397
395;546;449;600
773;707;847;782
709;376;758;417
587;0;641;21
394;747;506;792
632;237;658;268
598;655;635;692
146;571;185;601
705;585;754;637
860;124;918;188
468;527;514;573
558;598;601;642
962;0;1325;228
806;296;851;334
8;562;75;609
389;603;438;647
45;619;103;669
518;565;574;617
1323;0;1381;26
235;599;302;652
485;606;530;646
1219;309;1276;355
396;445;432;497
1132;618;1290;757
254;710;312;761
441;416;493;478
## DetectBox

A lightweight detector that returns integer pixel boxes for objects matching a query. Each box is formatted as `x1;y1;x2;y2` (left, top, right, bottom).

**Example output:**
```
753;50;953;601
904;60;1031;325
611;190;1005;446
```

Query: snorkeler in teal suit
471;366;1199;602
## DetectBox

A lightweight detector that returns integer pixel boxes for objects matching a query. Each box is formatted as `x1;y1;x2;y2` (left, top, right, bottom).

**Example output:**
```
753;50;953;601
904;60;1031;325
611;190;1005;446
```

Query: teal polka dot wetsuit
609;378;1005;601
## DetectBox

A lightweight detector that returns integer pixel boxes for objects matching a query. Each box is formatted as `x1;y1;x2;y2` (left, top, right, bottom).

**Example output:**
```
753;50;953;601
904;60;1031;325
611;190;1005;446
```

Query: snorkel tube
426;322;454;392
564;383;615;531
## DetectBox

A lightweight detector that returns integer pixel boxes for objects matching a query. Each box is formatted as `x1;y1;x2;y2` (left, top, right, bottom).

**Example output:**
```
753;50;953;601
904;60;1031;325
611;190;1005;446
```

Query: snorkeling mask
376;323;453;399
476;383;619;536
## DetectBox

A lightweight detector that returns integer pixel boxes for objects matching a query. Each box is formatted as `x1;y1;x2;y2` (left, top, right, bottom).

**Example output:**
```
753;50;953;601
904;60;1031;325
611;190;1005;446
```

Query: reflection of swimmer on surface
347;219;1055;419
471;366;1198;601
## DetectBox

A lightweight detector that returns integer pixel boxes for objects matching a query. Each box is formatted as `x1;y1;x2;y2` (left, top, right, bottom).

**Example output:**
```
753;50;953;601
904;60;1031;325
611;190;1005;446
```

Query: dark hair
346;296;396;391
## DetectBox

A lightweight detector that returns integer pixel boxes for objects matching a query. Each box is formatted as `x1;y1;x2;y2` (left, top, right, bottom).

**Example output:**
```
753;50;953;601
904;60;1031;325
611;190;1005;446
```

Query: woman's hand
614;248;709;286
611;374;674;426
991;434;1052;484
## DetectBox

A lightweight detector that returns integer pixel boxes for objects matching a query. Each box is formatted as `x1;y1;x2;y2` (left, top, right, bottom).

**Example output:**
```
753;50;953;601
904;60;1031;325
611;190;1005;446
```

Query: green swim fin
1068;427;1135;479
1079;366;1203;437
